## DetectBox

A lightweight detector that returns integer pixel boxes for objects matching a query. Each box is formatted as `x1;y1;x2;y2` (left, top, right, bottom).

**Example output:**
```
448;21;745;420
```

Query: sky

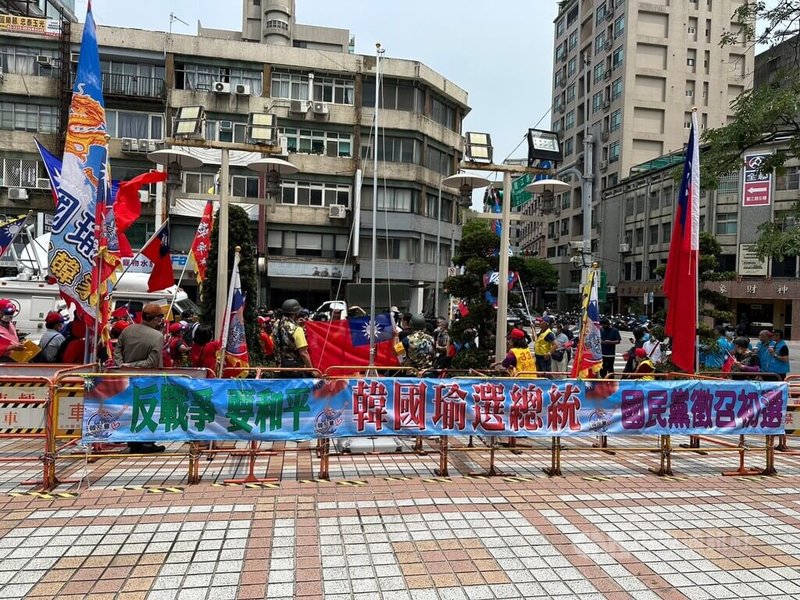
76;0;559;188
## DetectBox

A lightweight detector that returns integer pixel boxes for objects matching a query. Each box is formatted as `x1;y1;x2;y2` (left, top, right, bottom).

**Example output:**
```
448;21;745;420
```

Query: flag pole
167;253;191;320
693;106;700;375
217;247;241;377
571;269;592;378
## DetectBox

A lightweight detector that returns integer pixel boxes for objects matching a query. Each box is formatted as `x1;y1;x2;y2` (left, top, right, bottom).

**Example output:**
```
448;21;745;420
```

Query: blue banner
81;377;789;442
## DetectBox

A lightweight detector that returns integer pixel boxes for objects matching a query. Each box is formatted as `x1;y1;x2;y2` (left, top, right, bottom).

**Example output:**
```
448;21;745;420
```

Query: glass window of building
595;31;607;55
717;172;739;194
565;110;575;130
715;212;737;235
280;128;353;158
568;29;579;50
1;45;59;77
592;91;604;113
313;75;355;104
0;101;58;133
270;71;309;100
609;141;620;163
567;56;577;77
281;181;351;207
611;78;623;100
609;109;622;132
106;109;163;139
614;15;625;38
776;166;800;190
594;63;606;83
178;63;263;95
566;83;576;103
596;3;607;25
612;46;624;69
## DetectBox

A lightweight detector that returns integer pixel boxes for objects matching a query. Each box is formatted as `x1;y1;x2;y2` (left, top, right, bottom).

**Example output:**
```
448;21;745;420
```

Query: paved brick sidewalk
2;473;800;600
2;435;800;599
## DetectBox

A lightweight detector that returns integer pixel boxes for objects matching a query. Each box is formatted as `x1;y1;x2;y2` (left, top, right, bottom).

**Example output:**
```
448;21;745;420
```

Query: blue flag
47;2;108;323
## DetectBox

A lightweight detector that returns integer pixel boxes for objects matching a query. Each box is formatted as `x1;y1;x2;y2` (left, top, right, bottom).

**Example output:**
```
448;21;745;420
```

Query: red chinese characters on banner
432;383;468;431
393;381;427;430
352;380;388;432
471;382;506;431
547;383;581;432
509;384;544;432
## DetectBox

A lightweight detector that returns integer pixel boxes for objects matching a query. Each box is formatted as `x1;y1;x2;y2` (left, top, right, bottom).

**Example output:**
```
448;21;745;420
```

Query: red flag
663;111;700;373
115;171;168;257
305;314;399;376
190;202;214;285
141;221;174;292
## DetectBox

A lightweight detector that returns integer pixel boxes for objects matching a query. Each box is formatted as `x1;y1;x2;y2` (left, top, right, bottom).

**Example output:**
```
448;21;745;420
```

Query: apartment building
0;0;469;312
533;0;754;309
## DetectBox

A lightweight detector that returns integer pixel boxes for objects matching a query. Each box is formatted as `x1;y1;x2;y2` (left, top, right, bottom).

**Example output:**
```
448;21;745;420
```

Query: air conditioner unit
219;120;233;131
36;55;52;67
138;190;150;203
329;204;347;219
70;51;79;64
234;83;251;95
278;134;289;156
619;243;631;253
213;81;231;94
121;137;138;152
8;188;28;201
36;178;50;189
138;139;158;153
312;102;329;115
607;285;616;294
289;100;308;114
600;160;608;171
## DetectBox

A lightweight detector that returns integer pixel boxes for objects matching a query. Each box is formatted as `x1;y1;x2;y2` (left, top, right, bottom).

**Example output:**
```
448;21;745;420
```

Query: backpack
32;333;61;363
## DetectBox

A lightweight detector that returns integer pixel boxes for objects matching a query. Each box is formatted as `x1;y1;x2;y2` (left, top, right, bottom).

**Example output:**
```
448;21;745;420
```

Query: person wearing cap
114;303;166;369
166;322;190;367
115;303;167;454
494;328;536;378
633;348;656;380
0;299;22;360
533;317;556;374
37;311;67;363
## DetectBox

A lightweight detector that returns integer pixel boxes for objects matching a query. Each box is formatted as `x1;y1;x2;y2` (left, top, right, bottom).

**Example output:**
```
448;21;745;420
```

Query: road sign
511;173;532;208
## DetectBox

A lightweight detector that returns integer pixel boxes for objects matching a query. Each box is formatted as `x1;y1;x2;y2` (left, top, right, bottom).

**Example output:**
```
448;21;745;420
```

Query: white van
0;273;198;342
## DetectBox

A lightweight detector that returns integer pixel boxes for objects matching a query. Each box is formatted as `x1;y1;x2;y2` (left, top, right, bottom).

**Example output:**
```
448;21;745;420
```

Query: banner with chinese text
82;377;788;442
742;153;772;207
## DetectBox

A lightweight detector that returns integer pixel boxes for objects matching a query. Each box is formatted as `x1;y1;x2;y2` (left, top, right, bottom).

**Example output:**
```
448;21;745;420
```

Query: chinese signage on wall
742;153;772;207
0;13;60;37
738;244;768;277
83;376;788;442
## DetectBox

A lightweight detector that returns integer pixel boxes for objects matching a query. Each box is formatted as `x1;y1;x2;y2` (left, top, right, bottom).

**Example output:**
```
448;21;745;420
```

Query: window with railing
0;157;49;188
277;127;351;157
717;171;739;194
100;59;165;99
281;181;352;208
106;109;163;140
0;45;59;77
178;63;263;95
0;101;58;134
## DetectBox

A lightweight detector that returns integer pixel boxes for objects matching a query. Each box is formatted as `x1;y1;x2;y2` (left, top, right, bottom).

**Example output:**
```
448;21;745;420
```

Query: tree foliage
700;1;800;188
753;200;800;260
200;205;264;365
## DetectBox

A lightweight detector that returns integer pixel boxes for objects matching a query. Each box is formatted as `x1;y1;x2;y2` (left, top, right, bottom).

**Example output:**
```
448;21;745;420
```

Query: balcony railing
102;73;165;100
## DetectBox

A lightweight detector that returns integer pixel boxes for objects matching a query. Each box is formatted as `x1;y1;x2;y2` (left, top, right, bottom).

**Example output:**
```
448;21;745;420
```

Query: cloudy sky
77;0;559;186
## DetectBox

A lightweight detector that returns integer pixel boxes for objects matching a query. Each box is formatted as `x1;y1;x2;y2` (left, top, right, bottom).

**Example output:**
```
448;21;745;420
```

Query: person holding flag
663;108;700;372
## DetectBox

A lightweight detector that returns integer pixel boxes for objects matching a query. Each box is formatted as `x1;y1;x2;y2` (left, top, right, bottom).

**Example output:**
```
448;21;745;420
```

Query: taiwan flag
221;252;249;378
141;220;174;292
663;110;700;373
306;313;399;376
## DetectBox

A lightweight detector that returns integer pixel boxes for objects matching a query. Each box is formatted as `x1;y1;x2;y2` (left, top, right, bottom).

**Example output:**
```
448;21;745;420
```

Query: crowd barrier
0;365;792;491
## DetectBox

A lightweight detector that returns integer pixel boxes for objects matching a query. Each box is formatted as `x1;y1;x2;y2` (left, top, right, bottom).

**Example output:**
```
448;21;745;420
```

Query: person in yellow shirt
493;328;537;377
633;348;656;380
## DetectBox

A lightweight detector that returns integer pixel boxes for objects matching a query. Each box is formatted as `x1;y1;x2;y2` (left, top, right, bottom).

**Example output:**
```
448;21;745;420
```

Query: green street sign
599;270;608;303
511;173;533;208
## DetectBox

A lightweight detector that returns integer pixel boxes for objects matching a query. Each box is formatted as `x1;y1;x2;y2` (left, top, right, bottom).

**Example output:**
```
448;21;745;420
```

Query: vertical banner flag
305;313;399;375
742;154;772;207
47;2;107;322
190;202;214;285
663;110;700;373
571;270;603;378
221;251;250;377
0;214;28;259
141;221;174;292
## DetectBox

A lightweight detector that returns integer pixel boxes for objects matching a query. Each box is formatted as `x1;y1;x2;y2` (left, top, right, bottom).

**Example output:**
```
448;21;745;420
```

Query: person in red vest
189;324;221;376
